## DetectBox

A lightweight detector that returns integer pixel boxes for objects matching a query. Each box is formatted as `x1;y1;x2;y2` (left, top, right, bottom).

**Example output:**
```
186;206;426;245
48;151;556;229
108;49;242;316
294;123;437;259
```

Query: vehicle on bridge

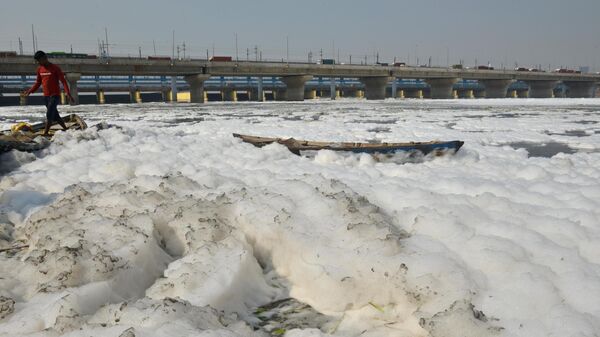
209;56;233;62
46;52;97;59
452;64;463;69
148;56;171;61
318;59;335;65
554;68;577;73
393;62;406;67
477;65;494;70
515;67;529;71
0;51;17;58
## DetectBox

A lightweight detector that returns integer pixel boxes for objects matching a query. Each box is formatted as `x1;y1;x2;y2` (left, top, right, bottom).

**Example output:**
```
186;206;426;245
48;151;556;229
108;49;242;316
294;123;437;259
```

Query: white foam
0;99;599;336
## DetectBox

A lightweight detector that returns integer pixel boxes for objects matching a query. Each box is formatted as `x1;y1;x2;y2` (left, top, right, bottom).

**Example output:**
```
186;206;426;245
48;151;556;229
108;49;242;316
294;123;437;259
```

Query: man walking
21;51;74;136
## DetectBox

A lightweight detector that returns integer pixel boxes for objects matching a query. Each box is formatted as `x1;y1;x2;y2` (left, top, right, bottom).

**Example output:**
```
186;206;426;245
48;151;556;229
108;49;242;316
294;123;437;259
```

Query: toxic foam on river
0;99;600;337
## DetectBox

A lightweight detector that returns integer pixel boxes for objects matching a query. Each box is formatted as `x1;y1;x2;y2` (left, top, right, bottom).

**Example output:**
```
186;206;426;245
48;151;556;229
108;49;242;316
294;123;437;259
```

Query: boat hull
233;133;464;156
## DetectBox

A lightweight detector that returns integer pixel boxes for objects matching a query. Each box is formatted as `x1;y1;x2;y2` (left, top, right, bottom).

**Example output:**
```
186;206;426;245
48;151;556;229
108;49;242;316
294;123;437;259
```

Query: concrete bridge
1;55;598;104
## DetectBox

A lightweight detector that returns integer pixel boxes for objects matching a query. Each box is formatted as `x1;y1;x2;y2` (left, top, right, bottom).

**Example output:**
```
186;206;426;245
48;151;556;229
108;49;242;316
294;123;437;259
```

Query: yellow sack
11;122;33;133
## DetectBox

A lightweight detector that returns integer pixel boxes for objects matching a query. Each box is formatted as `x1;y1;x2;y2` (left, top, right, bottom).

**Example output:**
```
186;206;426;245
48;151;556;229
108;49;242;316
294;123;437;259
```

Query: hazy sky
1;0;599;70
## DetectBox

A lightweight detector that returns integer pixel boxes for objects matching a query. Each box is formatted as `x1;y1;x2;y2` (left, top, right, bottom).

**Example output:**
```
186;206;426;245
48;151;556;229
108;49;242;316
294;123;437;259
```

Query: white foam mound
0;99;599;337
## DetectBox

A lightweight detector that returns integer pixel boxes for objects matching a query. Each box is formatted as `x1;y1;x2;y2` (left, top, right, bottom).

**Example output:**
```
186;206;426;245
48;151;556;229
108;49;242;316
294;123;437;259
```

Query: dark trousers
44;95;62;122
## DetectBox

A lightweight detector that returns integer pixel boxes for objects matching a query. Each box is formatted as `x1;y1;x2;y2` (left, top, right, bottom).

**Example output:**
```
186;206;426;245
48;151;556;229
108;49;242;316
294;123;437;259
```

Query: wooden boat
0;114;87;153
233;133;464;156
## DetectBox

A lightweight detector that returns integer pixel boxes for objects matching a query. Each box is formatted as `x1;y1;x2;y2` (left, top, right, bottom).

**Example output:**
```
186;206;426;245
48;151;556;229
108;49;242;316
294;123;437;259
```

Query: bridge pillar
304;89;317;99
161;89;171;102
256;77;264;102
508;90;517;98
474;90;486;98
516;89;529;98
564;81;597;98
458;89;474;99
97;90;106;104
274;88;287;101
479;79;513;98
184;74;211;103
360;76;392;100
249;88;264;101
425;78;458;99
65;73;81;105
526;80;558;98
280;75;313;101
130;89;142;103
222;88;237;102
404;89;422;99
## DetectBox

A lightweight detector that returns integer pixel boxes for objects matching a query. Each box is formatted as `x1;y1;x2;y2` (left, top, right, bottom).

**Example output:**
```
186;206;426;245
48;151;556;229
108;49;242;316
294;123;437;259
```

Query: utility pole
254;45;258;61
206;49;209;60
308;51;312;63
71;44;73;54
18;37;23;55
319;48;323;61
246;48;249;61
172;30;175;61
138;46;142;59
349;54;352;65
286;36;289;63
182;42;186;59
31;24;36;52
105;27;110;57
332;40;335;60
153;40;157;56
212;42;215;57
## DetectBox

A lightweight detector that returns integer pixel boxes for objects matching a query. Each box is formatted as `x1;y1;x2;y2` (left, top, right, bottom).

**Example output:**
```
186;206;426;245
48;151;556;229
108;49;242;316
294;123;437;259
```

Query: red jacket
27;63;71;97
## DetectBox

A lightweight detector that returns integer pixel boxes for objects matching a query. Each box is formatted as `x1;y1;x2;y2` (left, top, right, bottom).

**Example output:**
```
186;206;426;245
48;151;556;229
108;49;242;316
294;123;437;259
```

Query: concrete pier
222;88;237;102
480;79;513;98
330;77;336;100
526;80;558;98
161;89;171;102
280;75;313;101
426;78;458;99
129;89;142;103
474;90;486;98
553;88;566;98
360;76;391;100
516;89;529;98
65;73;81;105
404;89;423;99
564;81;597;98
170;76;178;103
184;74;211;103
458;89;474;99
304;89;317;99
256;77;264;102
97;90;106;104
